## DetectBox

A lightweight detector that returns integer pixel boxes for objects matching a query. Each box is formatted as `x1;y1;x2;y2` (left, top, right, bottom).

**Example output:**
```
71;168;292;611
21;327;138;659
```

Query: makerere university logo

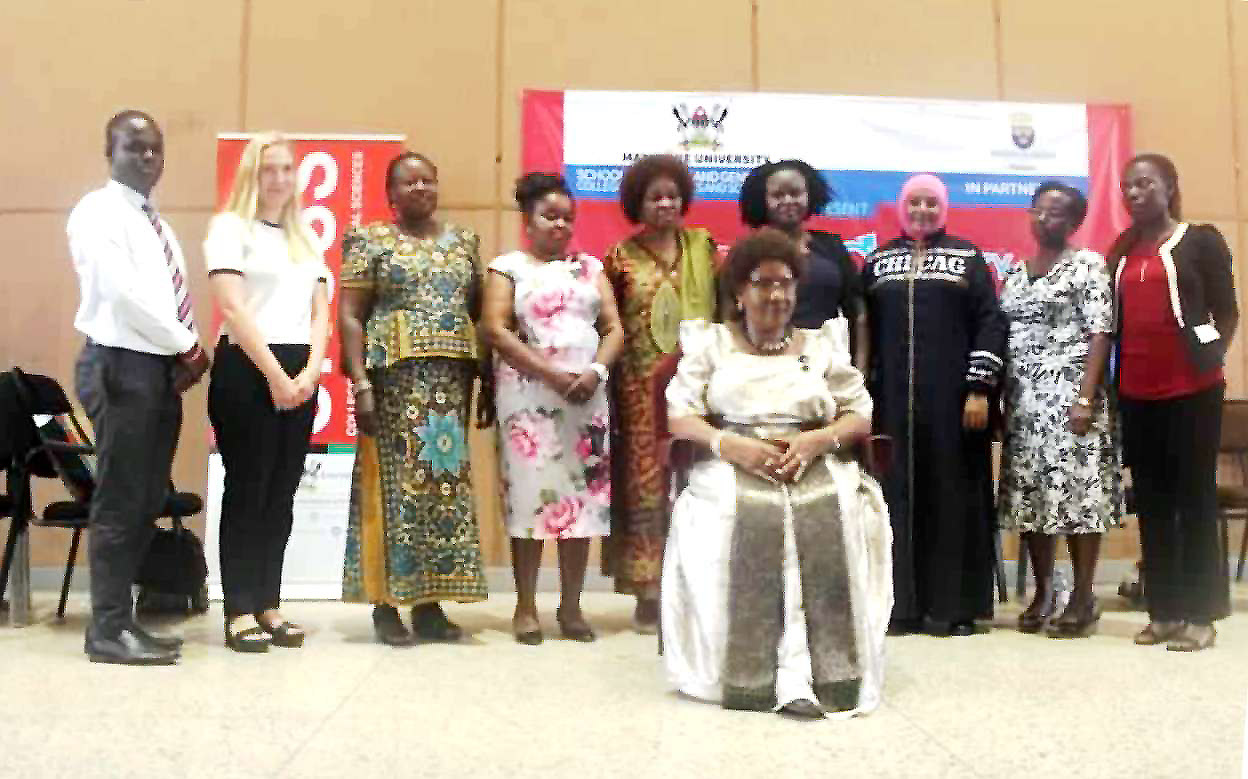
1010;111;1036;150
673;103;728;150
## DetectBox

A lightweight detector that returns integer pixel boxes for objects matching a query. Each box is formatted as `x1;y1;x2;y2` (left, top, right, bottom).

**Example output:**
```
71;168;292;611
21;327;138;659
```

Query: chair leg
994;529;1008;604
1238;521;1248;583
58;529;82;620
0;516;23;605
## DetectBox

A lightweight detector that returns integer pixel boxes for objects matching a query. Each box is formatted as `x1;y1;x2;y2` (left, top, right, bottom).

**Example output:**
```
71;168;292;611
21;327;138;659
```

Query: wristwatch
589;362;608;383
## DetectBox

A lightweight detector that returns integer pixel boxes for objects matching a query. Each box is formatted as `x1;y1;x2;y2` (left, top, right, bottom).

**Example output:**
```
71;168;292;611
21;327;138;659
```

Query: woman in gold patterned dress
602;155;719;632
338;151;488;646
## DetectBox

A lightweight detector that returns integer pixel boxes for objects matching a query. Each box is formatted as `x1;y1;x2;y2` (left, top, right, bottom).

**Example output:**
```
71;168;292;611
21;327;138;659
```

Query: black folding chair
0;367;204;619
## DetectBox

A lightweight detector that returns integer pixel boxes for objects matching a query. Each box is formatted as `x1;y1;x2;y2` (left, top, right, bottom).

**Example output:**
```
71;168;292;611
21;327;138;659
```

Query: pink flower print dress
489;251;611;539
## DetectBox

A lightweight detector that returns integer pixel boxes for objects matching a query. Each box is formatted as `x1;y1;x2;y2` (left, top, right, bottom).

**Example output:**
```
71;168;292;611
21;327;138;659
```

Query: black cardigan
1114;223;1239;375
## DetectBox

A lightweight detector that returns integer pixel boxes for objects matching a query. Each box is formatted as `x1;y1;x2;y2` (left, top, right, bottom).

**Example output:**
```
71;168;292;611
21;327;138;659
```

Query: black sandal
257;616;305;648
225;618;270;653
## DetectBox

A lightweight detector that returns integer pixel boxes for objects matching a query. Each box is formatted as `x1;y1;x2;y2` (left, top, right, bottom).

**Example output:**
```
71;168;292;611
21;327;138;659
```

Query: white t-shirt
203;213;330;345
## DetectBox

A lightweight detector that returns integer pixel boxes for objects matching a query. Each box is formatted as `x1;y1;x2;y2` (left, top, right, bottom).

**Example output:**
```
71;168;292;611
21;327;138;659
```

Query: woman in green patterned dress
603;155;719;633
338;151;488;645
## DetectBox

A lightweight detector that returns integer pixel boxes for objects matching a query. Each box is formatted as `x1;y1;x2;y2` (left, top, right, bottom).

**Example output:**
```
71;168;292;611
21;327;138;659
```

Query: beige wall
3;0;1246;569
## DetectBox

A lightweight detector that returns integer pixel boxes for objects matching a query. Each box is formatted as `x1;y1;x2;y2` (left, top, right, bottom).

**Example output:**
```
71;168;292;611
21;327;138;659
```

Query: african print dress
490;251;611;539
998;248;1124;535
339;222;488;606
602;228;718;596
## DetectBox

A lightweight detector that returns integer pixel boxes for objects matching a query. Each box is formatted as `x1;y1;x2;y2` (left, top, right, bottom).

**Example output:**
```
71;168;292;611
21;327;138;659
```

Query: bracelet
710;431;726;458
589;362;608;383
1074;396;1092;408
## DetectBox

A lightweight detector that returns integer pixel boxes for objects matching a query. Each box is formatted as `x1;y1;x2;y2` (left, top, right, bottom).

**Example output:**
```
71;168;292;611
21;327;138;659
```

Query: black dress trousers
75;343;183;638
208;340;314;618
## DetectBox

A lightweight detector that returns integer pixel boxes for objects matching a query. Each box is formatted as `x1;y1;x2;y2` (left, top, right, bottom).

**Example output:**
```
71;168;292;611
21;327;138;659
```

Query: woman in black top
739;160;865;349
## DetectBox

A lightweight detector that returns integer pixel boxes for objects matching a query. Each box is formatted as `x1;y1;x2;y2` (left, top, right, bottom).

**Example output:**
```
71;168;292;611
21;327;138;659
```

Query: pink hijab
897;173;949;238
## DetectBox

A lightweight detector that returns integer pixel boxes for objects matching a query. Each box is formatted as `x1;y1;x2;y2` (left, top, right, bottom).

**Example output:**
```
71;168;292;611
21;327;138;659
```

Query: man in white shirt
68;110;209;665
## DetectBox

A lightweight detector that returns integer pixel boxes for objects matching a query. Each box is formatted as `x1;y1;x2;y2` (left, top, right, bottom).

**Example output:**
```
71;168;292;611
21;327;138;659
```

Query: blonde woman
205;133;331;653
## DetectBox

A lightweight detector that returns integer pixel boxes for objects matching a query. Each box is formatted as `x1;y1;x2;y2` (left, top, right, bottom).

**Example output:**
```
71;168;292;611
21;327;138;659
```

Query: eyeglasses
747;278;797;293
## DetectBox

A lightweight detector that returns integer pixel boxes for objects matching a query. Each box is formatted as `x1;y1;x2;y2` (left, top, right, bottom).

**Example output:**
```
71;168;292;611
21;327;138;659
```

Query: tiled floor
1;587;1245;778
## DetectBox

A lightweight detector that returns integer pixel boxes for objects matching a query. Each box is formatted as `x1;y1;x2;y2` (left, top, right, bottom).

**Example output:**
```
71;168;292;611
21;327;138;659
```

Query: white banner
205;452;353;601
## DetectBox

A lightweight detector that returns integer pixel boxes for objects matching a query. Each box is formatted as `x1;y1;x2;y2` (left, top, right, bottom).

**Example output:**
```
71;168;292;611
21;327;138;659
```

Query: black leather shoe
86;628;179;665
411;603;463;642
129;621;184;652
887;618;921;636
948;621;976;637
373;605;413;646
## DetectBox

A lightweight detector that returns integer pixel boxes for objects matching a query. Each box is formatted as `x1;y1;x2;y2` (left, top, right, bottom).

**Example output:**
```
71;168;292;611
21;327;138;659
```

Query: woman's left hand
773;431;826;483
962;393;989;431
1069;401;1093;435
564;370;600;405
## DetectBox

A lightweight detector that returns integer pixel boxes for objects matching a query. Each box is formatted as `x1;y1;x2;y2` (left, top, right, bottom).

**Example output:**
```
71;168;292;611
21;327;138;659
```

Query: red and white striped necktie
141;202;197;337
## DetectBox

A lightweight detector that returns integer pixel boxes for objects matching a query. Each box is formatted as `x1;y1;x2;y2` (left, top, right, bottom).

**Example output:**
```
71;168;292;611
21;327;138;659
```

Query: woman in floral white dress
482;172;624;644
998;181;1123;637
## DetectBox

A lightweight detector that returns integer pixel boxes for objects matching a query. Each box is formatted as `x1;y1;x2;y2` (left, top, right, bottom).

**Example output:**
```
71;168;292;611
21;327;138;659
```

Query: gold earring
735;299;743;311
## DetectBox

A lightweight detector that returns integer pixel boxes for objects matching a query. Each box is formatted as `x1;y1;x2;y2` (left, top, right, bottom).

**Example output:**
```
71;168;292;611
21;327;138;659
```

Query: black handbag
135;520;210;614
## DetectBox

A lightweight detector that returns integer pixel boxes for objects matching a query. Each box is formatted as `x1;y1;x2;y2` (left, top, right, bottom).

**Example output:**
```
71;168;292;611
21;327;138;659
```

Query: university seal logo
673;103;728;150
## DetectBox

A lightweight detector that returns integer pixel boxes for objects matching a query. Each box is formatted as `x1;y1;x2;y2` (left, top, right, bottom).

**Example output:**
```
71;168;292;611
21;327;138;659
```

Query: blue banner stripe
565;165;1089;210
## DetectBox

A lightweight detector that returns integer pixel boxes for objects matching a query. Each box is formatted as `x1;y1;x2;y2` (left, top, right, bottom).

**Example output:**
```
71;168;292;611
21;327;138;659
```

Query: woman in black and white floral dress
999;181;1123;638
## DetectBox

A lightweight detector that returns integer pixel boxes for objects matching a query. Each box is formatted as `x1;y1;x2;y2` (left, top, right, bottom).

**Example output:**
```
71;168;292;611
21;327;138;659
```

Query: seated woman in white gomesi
661;228;893;719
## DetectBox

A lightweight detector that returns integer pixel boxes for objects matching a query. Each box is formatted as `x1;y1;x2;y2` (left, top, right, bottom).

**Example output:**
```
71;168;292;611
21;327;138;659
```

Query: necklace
744;323;794;354
1139;256;1147;282
644;232;684;354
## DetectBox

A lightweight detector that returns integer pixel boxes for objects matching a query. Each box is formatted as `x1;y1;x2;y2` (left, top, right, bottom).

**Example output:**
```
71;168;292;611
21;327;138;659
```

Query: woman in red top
1108;153;1239;652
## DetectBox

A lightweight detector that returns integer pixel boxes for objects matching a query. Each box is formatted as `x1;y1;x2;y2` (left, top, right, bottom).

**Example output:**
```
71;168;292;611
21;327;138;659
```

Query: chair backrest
10;368;96;502
0;371;38;466
1221;400;1248;453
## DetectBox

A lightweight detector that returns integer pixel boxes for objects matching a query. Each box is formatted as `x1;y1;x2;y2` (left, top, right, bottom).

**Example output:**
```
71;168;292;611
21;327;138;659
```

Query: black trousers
75;343;182;637
1120;382;1230;624
208;340;314;618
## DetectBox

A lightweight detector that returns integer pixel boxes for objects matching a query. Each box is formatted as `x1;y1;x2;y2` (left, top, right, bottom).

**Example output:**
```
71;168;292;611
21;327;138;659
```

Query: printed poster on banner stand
521;90;1132;279
206;133;404;600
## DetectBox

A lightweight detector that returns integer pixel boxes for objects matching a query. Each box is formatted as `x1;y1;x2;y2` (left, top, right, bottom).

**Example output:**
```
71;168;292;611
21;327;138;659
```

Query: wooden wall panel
499;0;754;204
1000;0;1237;221
245;0;500;209
0;0;244;212
757;0;999;99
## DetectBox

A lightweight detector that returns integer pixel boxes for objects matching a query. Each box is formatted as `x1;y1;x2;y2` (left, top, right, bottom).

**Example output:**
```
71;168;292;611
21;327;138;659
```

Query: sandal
513;614;543;645
1167;624;1216;653
225;617;270;654
1133;621;1182;646
780;698;825;719
257;615;305;648
555;608;596;642
1048;597;1102;639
